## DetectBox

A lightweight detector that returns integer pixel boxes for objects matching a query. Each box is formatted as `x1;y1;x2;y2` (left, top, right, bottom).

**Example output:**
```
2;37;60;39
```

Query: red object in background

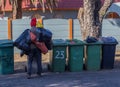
30;18;37;27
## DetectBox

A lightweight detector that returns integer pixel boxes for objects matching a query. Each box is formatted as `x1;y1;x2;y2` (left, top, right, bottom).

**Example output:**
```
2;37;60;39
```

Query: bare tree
10;0;22;19
0;0;22;19
0;0;59;19
78;0;113;40
0;0;113;38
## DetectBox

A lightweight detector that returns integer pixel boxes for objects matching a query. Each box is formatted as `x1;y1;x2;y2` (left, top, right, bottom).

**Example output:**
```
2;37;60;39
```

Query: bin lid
84;41;103;45
52;39;67;46
0;39;13;47
66;39;84;46
100;37;118;44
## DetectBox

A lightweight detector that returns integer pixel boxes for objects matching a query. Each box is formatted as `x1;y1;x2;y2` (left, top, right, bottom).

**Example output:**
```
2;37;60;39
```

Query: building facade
0;0;120;19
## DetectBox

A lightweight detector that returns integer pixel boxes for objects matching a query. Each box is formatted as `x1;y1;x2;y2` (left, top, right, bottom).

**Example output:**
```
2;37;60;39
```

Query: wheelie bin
85;41;102;71
0;39;14;74
49;39;67;72
67;39;84;72
101;37;118;69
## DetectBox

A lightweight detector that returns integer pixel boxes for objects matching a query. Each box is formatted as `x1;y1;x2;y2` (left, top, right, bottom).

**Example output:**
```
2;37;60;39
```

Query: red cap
30;18;37;27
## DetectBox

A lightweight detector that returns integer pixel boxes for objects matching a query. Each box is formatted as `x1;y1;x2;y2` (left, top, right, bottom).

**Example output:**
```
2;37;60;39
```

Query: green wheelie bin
67;39;84;72
85;41;102;71
0;39;14;74
50;39;67;72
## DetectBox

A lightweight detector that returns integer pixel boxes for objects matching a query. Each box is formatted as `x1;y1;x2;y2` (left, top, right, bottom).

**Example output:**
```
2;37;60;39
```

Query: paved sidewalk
0;55;120;87
0;68;120;87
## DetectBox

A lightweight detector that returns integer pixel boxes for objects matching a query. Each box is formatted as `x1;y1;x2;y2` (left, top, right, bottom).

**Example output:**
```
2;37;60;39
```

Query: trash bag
85;36;98;43
30;27;53;50
33;41;48;54
100;37;118;44
44;39;52;50
30;31;48;54
14;29;31;54
40;28;52;42
31;28;52;50
32;28;52;42
30;27;42;41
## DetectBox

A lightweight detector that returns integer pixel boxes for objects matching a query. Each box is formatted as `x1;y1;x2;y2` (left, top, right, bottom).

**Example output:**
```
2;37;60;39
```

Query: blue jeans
27;48;42;75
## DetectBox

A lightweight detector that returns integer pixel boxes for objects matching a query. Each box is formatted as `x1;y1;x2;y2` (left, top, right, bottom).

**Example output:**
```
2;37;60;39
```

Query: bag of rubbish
14;29;31;54
32;28;52;42
100;37;118;44
85;36;98;43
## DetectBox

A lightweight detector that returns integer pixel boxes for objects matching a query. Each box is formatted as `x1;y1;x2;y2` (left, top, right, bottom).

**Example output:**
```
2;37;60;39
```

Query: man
27;18;42;79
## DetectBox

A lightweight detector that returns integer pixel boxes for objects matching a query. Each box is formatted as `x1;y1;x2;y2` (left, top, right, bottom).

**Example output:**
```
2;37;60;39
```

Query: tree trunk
12;0;22;19
84;0;95;39
78;0;113;40
16;0;22;19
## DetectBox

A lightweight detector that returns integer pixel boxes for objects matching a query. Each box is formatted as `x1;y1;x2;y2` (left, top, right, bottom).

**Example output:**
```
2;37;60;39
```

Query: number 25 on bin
55;51;64;59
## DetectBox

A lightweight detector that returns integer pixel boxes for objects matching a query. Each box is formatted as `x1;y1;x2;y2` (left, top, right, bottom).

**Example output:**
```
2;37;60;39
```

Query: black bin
101;37;118;69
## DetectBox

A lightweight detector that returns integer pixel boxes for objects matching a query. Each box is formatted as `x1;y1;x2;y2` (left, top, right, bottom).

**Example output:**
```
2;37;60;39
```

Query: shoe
27;74;31;79
37;73;41;77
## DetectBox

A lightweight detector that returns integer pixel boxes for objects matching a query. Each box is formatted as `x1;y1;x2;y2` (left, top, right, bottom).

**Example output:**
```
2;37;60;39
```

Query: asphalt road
0;68;120;87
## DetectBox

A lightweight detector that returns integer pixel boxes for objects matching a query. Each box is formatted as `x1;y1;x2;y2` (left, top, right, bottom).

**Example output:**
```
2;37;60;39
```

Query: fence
0;18;120;52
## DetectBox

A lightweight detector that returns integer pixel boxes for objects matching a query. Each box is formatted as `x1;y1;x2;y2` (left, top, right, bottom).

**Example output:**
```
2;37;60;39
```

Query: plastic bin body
101;44;117;69
50;39;67;72
0;40;14;74
101;37;118;69
67;40;84;72
85;42;102;71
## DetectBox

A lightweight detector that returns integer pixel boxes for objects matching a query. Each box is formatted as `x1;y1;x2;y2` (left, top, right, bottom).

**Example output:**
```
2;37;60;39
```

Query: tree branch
99;0;113;23
94;0;101;25
77;7;84;26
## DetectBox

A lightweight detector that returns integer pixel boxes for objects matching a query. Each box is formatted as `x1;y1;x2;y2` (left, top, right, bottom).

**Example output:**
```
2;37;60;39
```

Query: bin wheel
65;64;68;71
25;66;27;72
47;64;50;71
